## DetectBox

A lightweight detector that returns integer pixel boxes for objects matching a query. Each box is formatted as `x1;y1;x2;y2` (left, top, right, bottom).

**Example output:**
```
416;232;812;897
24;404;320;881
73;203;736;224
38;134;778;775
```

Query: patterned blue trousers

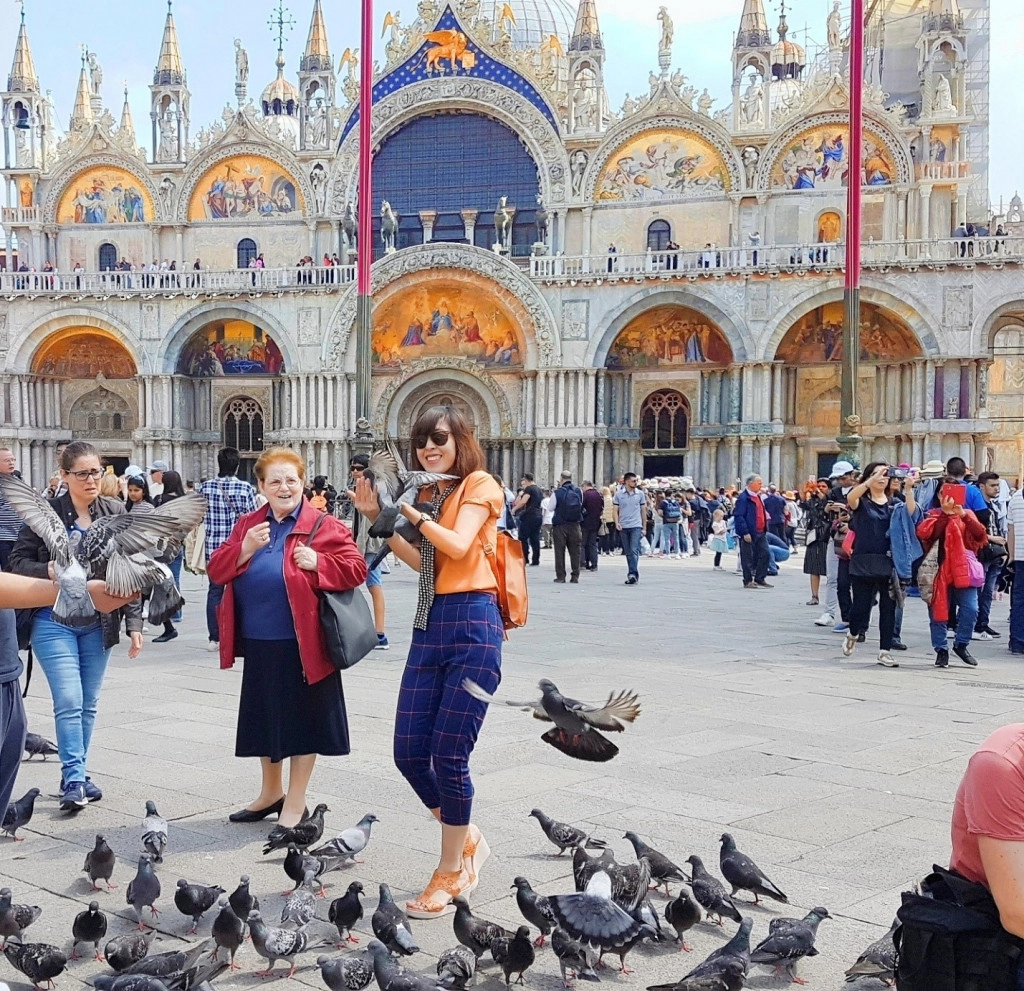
394;592;503;826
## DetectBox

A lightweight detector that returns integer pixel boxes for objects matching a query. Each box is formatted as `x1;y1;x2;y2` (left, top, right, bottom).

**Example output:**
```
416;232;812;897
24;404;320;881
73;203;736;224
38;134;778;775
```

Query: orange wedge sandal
405;865;472;919
463;824;491;893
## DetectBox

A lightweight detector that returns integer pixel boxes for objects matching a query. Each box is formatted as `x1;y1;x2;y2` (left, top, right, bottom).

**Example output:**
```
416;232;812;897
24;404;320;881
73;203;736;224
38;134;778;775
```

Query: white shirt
1008;490;1024;561
541;494;555;526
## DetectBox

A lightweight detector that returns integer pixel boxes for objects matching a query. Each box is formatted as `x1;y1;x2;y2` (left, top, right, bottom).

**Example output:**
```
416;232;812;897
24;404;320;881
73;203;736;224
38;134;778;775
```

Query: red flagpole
355;0;374;430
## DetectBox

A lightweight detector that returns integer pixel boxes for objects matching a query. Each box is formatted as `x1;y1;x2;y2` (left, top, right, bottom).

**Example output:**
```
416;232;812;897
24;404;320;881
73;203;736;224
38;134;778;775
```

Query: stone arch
972;296;1024;354
639;388;691;451
12;309;142;375
589;287;753;368
221;394;267;454
69;386;136;438
163;302;297;375
44;154;161;225
815;208;844;242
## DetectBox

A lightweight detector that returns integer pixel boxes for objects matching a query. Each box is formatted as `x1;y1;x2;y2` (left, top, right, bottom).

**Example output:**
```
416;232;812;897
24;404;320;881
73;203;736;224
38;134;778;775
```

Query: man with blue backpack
552;470;584;584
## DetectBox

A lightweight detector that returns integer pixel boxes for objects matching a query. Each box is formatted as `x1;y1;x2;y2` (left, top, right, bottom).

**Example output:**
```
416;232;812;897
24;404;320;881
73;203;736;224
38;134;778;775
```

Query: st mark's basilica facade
0;0;1020;487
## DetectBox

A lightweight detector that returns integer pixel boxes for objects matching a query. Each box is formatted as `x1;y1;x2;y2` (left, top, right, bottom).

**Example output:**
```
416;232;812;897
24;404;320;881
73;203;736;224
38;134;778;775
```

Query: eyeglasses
413;429;450;449
66;468;103;481
264;477;301;490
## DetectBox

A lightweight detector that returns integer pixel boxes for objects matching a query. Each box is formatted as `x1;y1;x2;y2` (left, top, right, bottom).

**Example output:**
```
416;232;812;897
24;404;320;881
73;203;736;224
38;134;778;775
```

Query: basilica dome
261;54;300;116
502;0;577;49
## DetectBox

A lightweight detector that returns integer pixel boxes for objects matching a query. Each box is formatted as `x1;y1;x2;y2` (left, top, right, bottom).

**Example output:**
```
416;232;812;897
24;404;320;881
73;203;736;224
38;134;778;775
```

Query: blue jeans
621;527;642;579
1011;561;1024;651
167;549;183;623
31;613;111;786
206;581;224;642
976;559;1002;632
660;522;680;555
651;518;662;553
930;586;979;650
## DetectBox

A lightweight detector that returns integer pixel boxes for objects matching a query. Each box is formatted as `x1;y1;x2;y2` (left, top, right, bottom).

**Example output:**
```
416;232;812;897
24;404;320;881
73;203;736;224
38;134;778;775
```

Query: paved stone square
3;545;1022;990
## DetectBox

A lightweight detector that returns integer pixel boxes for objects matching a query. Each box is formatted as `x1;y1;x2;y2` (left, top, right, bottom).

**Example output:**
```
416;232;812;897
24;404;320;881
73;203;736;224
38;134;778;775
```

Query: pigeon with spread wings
461;678;641;762
0;474;205;628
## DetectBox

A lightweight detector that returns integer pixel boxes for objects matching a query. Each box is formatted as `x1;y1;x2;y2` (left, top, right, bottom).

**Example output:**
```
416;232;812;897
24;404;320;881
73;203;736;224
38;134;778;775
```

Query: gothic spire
569;0;603;53
70;52;93;129
8;5;39;93
154;0;185;85
119;85;134;133
301;0;332;71
736;0;771;48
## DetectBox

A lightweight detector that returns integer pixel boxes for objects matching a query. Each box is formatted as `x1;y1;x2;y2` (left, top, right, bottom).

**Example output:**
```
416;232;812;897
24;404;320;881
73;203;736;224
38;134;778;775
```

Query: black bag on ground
894;864;1024;991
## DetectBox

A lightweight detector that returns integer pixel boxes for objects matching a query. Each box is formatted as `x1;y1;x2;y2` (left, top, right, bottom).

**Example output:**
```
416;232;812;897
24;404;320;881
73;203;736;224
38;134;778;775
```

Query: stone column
460;209;478;245
419;210;437;243
770;363;783;421
594;439;606;487
918;184;932;244
502;443;511;481
582;207;593;272
769;439;781;483
536;439;550;486
740;438;753;478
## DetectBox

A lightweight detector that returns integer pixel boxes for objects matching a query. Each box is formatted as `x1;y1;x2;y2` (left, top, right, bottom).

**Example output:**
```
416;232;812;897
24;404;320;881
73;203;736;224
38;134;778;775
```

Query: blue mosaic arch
339;6;560;144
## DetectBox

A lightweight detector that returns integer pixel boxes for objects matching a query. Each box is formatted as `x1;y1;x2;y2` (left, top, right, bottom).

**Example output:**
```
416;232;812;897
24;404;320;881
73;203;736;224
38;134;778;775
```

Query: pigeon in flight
550;927;600;987
83;834;116;891
310;813;378;863
718;833;787;905
317;949;375;991
265;803;329;854
750;906;830;985
844;918;897;986
546;871;650;960
2;788;40;840
0;474;204;627
372;884;419;957
436;945;477;990
141;801;168;864
529;810;605;856
623;832;689;897
685;857;742;927
461;678;641;762
71;902;108;961
22;733;58;761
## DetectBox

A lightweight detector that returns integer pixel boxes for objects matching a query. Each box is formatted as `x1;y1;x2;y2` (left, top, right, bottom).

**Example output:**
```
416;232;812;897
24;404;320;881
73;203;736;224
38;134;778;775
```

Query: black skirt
803;534;829;576
236;639;350;762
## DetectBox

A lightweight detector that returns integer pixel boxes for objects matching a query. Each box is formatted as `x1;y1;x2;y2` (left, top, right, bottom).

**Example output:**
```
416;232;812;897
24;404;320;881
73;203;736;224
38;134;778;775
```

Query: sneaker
857;632;866;643
877;651;899;668
842;633;858;656
553;578;566;583
374;634;390;651
815;612;834;627
59;781;88;813
206;640;220;652
953;643;979;667
935;648;949;668
891;639;908;651
754;581;774;588
744;582;756;589
983;626;1003;638
972;630;993;641
833;622;850;633
624;576;638;585
83;778;103;803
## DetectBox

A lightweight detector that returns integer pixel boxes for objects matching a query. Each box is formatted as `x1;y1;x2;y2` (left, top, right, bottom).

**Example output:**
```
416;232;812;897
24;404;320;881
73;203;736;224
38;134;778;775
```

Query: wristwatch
414;510;433;530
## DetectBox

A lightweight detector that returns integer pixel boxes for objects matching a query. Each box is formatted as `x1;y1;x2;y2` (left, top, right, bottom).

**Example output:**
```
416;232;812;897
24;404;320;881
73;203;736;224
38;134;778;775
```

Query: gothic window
237;238;258;269
223;396;265;454
98;243;118;271
640;390;690;450
647;220;672;252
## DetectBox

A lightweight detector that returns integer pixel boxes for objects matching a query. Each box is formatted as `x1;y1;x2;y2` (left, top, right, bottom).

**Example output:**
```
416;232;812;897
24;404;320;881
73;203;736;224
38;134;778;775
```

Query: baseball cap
148;460;170;472
830;460;855;478
124;464;144;478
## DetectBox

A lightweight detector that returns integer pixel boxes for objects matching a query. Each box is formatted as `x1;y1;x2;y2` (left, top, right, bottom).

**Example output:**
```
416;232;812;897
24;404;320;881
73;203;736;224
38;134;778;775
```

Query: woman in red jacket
208;447;367;827
917;492;988;669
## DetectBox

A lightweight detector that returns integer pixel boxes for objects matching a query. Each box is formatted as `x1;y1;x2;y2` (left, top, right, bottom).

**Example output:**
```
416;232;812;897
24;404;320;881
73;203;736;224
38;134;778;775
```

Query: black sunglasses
413;429;450;449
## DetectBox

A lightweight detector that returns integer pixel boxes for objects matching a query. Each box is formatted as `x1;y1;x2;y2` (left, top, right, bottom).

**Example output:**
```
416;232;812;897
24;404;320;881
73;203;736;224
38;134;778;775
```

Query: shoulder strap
217;477;244;519
306;512;328;547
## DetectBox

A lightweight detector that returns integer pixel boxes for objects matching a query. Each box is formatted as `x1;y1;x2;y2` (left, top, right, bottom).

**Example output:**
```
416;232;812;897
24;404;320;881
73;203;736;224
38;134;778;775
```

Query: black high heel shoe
228;796;285;823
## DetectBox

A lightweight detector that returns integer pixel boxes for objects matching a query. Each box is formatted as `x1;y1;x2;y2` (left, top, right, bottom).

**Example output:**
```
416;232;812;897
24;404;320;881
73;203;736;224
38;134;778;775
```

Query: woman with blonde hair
208;447;367;827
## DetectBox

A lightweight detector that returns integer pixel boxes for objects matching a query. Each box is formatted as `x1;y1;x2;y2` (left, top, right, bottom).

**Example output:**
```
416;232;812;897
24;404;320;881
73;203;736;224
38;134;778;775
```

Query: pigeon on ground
71;902;107;961
318;949;375;991
93;957;225;991
2;789;40;840
685;857;742;926
572;845;617;893
141;802;168;864
311;814;379;863
227;876;258;924
511;878;556;947
663;889;701;951
83;834;117;891
606;858;653;912
22;734;58;761
265;803;330;855
366;939;442;991
436;945;476;990
329;882;364;945
372;884;419;956
623;833;689;897
646;917;753;991
283;845;346;895
126;856;162;930
490;926;535;986
0;889;42;947
529;811;605;856
750;906;830;985
550;927;600;987
632;898;666;944
121;941;212;978
3;938;67;989
104;932;155;973
282;871;319;928
211;899;245;970
546;872;651;964
718;833;788;905
173;879;225;935
844;919;897;986
248;910;316;979
461;679;641;763
0;474;204;627
452;897;509;959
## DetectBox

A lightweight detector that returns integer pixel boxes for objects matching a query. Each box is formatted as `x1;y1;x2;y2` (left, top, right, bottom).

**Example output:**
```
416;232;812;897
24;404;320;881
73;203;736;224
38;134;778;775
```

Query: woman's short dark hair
60;440;98;471
161;470;186;498
127;475;153;505
859;461;888;483
409;405;485;479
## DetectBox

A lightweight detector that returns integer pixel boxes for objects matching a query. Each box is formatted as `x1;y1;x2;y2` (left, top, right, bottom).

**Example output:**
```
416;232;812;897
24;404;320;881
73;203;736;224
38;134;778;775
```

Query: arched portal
640;389;690;477
176;318;286;376
223;395;266;482
605;305;734;368
32;330;137;379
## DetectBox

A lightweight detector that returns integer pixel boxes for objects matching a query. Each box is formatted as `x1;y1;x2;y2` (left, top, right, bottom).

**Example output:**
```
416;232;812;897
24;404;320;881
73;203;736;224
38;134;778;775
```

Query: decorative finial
16;0;25;24
267;2;295;55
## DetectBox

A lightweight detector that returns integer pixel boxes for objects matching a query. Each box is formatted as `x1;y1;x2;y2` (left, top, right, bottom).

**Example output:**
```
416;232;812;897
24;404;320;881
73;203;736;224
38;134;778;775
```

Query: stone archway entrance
391;378;495;468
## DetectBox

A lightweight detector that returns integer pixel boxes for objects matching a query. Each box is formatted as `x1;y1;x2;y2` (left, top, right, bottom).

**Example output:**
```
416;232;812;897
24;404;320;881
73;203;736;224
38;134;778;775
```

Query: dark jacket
763;492;787;524
551;481;583;526
9;493;143;649
732;489;766;538
581;487;604;531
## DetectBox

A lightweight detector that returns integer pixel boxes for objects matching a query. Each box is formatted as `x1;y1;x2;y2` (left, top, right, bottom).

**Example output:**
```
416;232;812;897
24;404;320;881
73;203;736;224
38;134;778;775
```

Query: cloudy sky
0;0;1019;211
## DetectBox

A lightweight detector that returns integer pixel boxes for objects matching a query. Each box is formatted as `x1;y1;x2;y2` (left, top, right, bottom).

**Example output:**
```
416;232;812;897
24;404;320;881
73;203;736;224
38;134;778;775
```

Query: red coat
207;499;368;685
916;509;988;622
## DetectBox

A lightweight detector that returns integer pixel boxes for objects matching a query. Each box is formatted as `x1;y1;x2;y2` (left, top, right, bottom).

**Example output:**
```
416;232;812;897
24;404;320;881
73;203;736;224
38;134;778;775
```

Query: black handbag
306;515;379;670
978;540;1008;565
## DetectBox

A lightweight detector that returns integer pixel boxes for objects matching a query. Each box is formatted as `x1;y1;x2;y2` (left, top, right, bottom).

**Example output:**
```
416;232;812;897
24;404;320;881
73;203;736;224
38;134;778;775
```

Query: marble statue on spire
657;6;673;57
827;0;842;51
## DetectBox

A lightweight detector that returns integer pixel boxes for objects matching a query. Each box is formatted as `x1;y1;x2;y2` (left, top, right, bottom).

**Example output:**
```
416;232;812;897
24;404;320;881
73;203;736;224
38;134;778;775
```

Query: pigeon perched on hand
685;856;741;926
265;803;329;855
311;814;378;863
511;878;555;946
317;949;374;991
126;856;162;930
228;875;258;923
281;871;319;928
0;474;204;627
71;902;107;961
436;945;476;990
844;918;897;986
529;810;605;856
646;917;753;991
462;678;641;762
372;884;418;956
718;833;787;905
0;888;42;946
490;926;535;986
3;938;67;989
104;932;155;973
141;801;167;864
247;910;317;979
550;927;600;987
173;879;225;935
22;734;58;761
2;789;40;840
211;899;245;970
663;889;701;951
84;834;116;891
623;832;689;897
328;881;364;946
452;897;508;959
750;906;829;984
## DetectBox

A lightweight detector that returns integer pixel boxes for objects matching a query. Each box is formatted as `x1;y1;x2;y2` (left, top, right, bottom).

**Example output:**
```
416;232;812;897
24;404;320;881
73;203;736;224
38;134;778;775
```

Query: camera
887;467;909;479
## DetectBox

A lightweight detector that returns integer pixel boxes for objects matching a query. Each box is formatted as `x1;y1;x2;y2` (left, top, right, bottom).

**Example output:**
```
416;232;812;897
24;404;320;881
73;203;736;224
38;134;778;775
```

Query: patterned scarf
413;481;460;631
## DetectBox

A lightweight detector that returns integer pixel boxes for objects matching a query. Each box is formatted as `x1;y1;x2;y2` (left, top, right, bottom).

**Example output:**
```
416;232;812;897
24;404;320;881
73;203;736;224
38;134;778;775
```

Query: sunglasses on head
413;429;450;449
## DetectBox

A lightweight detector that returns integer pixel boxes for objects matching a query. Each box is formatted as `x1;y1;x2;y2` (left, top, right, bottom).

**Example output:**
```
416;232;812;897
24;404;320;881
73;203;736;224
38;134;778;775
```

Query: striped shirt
199;475;258;562
0;492;21;543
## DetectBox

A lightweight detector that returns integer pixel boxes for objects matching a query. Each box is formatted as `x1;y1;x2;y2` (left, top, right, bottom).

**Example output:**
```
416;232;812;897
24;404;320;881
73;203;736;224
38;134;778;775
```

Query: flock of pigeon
1;784;897;991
